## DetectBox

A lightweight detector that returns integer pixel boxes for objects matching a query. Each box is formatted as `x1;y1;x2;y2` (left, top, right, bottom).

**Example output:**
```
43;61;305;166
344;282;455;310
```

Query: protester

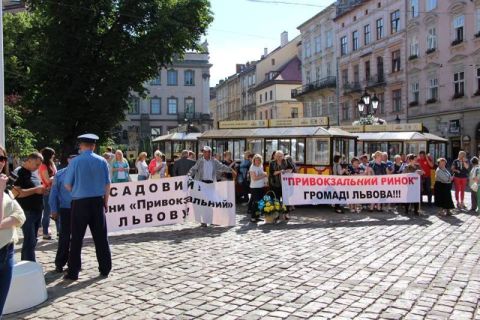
392;154;404;174
435;158;455;216
268;150;294;218
188;150;196;161
13;152;45;262
189;146;237;184
348;157;365;213
417;151;434;205
172;150;195;177
135;152;149;181
402;154;422;215
469;157;479;212
248;154;266;222
49;154;76;273
111;150;130;183
39;147;58;240
149;150;166;179
451;151;469;209
64;134;111;281
332;154;346;214
0;146;26;316
220;151;236;181
238;151;252;203
359;154;370;171
368;151;388;212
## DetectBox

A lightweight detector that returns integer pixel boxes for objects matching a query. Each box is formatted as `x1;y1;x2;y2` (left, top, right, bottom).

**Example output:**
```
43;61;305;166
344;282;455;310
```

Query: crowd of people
1;137;480;316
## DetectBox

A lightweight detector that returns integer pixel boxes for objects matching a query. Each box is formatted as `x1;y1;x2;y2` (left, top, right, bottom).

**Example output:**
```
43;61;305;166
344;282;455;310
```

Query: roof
152;132;202;142
255;57;302;91
199;127;357;139
297;3;336;30
355;132;447;142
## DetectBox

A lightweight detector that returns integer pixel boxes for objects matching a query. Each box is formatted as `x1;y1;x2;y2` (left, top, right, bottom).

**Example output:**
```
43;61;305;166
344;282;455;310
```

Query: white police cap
77;133;99;144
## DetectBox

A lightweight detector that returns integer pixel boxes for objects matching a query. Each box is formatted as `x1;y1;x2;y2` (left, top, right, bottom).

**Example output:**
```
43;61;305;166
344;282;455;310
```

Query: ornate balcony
291;76;336;98
343;81;362;94
365;74;386;88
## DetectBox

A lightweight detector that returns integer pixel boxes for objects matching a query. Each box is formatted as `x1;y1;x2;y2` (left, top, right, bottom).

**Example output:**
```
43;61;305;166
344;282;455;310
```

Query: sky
206;0;336;86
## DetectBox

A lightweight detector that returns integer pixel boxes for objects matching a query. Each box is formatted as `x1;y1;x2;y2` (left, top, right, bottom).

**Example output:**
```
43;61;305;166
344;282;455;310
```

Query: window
167;69;178;86
342;102;350;120
428;78;438;100
453;15;464;43
391;10;400;34
326;30;333;48
477;68;480;93
377;93;385;114
476;9;480;34
306;138;329;165
410;0;418;18
315;66;321;81
291;107;299;118
128;96;140;114
392;89;402;112
272;59;275;66
306;70;311;84
352;30;359;51
365;61;371;80
151;127;162;139
410;36;419;57
326;63;332;77
364;25;371;45
427;27;437;50
454;71;465;97
184;70;195;86
150;75;161;85
392;50;401;73
150;97;161;114
259;94;262;103
376;18;384;40
304;40;311;58
353;65;360;83
426;0;437;11
411;82;419;103
377;56;384;79
167;97;178;114
328;96;334;115
185;98;195;114
341;69;348;85
264;92;268;101
315;36;322;53
270;90;273;100
340;36;348;56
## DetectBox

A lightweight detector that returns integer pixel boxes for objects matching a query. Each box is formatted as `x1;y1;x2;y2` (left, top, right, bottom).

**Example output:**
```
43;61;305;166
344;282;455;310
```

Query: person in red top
417;151;434;205
39;147;58;239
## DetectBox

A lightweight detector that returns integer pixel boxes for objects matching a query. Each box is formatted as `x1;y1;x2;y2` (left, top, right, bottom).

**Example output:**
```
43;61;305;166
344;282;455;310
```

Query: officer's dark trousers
55;208;71;269
68;197;111;277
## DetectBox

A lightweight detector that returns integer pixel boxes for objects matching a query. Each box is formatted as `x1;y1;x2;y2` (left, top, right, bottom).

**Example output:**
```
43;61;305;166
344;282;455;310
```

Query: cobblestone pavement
5;194;480;320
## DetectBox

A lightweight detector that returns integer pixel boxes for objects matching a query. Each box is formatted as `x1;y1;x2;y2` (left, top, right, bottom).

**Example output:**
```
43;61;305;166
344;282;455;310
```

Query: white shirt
136;160;149;177
203;159;214;181
249;165;265;189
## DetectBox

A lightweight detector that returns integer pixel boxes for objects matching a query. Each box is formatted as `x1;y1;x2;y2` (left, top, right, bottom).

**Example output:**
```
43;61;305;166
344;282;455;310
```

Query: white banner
281;173;421;205
105;176;236;234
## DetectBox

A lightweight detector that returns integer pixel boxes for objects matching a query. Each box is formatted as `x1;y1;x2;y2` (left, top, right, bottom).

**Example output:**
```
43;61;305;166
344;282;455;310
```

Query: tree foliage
4;96;37;158
5;0;213;155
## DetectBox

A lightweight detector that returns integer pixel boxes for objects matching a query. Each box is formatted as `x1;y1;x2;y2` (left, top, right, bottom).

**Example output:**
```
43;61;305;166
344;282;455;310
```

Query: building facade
406;0;480;158
239;62;257;120
335;0;408;126
292;4;338;124
121;50;213;152
214;71;241;124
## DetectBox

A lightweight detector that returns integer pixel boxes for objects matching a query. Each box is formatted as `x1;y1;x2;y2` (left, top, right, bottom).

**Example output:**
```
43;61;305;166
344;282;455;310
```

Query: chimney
236;64;245;73
264;48;268;57
281;31;288;47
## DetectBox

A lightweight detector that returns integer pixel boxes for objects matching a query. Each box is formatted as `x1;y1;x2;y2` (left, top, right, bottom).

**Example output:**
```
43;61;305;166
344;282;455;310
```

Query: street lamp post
357;89;379;125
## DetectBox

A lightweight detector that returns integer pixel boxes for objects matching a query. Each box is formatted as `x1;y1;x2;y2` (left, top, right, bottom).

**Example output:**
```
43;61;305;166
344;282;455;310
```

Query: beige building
293;4;338;124
406;0;480;158
335;0;407;126
214;69;241;123
254;33;303;119
122;50;213;152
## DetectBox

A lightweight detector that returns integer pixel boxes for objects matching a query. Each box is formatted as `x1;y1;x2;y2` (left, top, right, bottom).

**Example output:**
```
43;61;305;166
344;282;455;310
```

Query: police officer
63;134;111;280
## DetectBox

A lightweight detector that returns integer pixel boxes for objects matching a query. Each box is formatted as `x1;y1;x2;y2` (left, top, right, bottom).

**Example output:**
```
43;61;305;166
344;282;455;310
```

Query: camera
5;172;18;193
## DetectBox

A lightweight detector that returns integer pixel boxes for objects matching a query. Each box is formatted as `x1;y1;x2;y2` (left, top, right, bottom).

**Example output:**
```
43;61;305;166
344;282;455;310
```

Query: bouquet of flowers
257;191;287;223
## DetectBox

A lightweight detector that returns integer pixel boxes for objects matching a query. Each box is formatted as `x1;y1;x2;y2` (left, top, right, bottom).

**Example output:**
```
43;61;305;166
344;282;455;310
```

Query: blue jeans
138;175;148;181
21;210;42;262
0;243;14;316
42;194;60;235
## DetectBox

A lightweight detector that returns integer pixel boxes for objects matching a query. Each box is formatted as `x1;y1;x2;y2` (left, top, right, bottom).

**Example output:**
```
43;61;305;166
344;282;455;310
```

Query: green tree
6;0;213;155
5;96;37;158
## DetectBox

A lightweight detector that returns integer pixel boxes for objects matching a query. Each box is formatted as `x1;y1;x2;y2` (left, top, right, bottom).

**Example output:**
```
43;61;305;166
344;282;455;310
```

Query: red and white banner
105;177;236;234
281;173;421;205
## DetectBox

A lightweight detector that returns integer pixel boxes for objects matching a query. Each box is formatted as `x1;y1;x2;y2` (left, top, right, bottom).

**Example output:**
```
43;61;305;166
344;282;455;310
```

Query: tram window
365;142;387;156
164;142;172;159
185;141;195;153
247;139;263;157
405;142;426;155
228;141;234;159
333;139;351;162
173;142;183;156
265;139;278;160
306;138;329;165
198;140;209;155
388;142;402;159
279;139;291;156
293;139;305;163
233;140;245;161
348;139;355;161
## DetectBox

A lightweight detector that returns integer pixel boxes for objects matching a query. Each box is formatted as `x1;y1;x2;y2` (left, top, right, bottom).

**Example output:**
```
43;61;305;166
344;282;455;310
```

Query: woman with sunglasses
0;146;26;316
39;147;57;239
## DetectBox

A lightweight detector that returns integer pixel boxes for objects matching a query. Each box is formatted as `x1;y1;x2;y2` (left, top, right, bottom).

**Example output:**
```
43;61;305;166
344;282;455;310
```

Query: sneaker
63;273;78;281
43;234;52;240
250;218;257;223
